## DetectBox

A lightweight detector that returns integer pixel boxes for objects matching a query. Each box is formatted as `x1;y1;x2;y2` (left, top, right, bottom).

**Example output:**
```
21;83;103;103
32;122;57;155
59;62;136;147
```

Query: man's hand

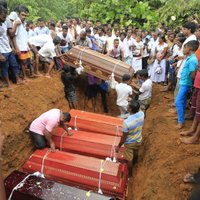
0;54;6;62
67;131;73;136
14;19;21;26
115;146;120;153
50;142;56;152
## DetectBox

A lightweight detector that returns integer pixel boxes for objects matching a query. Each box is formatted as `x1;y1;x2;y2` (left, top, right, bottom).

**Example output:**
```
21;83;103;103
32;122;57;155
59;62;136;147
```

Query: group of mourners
1;0;200;199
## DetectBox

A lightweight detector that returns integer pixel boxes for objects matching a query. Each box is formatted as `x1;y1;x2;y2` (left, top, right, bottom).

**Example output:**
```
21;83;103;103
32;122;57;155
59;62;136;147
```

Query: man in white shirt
0;5;21;87
116;74;133;118
13;5;30;81
57;25;72;53
105;28;115;53
123;29;135;65
34;18;49;36
36;36;61;77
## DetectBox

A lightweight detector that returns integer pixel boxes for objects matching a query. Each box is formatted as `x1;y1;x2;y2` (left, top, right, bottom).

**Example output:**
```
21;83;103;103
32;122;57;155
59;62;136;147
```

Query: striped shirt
122;111;144;144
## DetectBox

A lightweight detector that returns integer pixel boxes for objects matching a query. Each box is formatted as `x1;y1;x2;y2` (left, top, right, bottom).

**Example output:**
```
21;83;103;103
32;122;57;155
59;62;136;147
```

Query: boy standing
115;74;133;118
175;40;199;129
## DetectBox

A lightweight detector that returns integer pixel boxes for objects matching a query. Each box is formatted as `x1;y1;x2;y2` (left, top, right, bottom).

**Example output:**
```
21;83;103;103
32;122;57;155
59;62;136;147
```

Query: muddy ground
0;73;199;200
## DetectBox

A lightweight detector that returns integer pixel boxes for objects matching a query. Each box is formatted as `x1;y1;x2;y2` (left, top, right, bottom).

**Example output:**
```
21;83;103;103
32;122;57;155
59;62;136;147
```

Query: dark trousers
30;131;47;149
100;89;108;113
142;56;149;70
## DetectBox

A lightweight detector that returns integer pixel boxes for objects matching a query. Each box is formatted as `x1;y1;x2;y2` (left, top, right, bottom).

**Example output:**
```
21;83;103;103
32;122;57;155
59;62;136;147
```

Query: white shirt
105;35;115;52
39;41;56;58
133;41;144;56
156;43;168;54
34;26;50;36
15;19;29;51
149;38;159;56
123;37;135;58
75;25;82;35
139;79;152;100
28;34;52;47
0;21;12;53
116;83;132;107
27;29;35;39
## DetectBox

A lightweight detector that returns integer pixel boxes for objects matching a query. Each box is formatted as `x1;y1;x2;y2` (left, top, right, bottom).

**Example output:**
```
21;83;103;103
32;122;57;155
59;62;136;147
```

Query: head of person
195;25;200;40
73;18;79;26
136;34;142;43
37;18;45;28
93;27;98;35
177;36;186;48
98;26;104;35
115;29;120;37
122;74;131;84
106;28;112;37
80;31;86;40
113;22;119;30
168;33;175;42
53;36;61;46
129;100;140;114
159;34;166;43
120;32;126;41
113;38;119;48
0;5;7;23
183;40;199;55
67;19;73;27
86;28;91;37
107;23;112;29
62;25;68;37
86;20;92;28
96;20;101;27
17;5;29;22
137;69;148;81
0;0;7;9
152;31;158;40
49;22;55;31
63;66;70;74
60;112;71;124
127;29;133;38
182;22;197;36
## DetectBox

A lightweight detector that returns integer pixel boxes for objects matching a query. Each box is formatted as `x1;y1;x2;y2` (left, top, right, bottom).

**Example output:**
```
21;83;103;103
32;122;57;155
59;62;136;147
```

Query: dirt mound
0;75;198;200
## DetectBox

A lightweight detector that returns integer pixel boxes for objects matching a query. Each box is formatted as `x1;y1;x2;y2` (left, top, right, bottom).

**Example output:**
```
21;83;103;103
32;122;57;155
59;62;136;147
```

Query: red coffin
5;171;112;200
23;148;127;199
68;109;123;137
52;127;125;161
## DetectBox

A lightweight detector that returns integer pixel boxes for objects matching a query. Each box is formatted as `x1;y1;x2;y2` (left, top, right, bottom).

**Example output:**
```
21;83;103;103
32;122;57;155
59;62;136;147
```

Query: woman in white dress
131;34;144;74
150;35;168;83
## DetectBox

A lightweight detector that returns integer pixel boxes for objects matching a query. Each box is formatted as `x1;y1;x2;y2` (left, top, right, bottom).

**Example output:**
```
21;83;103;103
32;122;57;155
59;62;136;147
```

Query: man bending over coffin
29;109;71;152
116;100;144;177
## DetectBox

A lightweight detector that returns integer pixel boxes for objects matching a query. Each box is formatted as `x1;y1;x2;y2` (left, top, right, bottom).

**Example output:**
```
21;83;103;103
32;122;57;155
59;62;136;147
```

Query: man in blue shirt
116;100;144;177
175;40;199;129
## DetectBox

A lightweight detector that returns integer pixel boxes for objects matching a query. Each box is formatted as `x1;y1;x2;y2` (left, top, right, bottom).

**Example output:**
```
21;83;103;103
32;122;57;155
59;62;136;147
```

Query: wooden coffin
52;127;125;162
60;46;133;81
23;148;128;199
68;109;123;137
5;170;112;200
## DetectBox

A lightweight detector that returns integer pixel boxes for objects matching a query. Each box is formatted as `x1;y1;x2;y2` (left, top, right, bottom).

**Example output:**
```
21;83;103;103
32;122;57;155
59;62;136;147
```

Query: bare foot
44;75;51;78
177;123;184;129
180;137;199;144
180;130;195;136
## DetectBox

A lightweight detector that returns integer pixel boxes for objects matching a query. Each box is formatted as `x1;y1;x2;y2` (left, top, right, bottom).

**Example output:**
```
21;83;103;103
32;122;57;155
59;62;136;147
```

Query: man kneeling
116;101;144;177
29;108;71;151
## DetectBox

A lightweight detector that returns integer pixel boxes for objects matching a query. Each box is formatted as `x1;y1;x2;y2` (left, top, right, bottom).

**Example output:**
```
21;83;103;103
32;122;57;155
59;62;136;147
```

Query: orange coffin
52;127;125;161
68;109;123;137
22;148;128;199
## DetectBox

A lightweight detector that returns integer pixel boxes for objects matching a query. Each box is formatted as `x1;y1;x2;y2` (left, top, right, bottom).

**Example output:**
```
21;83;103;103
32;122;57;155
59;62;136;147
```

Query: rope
74;115;78;131
41;150;50;177
60;131;67;151
75;47;85;66
112;61;120;74
8;172;44;200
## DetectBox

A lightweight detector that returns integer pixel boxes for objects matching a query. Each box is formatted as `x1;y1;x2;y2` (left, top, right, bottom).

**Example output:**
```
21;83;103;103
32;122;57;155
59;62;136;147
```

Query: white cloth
0;22;12;53
105;35;115;52
149;38;159;56
132;41;144;56
15;19;29;51
39;41;56;59
150;59;166;82
132;57;142;73
27;29;35;39
116;83;132;107
34;26;50;36
139;79;152;100
75;25;82;35
28;34;52;47
123;37;135;58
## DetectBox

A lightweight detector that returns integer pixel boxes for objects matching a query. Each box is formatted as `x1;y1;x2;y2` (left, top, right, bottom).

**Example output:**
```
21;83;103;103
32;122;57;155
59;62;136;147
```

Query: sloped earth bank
0;73;198;200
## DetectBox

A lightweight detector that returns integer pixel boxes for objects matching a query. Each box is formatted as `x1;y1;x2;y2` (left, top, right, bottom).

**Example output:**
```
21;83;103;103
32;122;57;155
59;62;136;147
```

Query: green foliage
7;0;200;29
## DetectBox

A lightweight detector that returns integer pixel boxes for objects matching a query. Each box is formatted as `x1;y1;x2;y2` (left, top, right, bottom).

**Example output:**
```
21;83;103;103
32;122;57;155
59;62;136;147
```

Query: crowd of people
1;0;200;199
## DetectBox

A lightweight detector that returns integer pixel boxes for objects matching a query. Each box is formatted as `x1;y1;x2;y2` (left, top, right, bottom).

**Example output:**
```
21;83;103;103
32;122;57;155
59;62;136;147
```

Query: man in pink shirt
29;108;71;151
